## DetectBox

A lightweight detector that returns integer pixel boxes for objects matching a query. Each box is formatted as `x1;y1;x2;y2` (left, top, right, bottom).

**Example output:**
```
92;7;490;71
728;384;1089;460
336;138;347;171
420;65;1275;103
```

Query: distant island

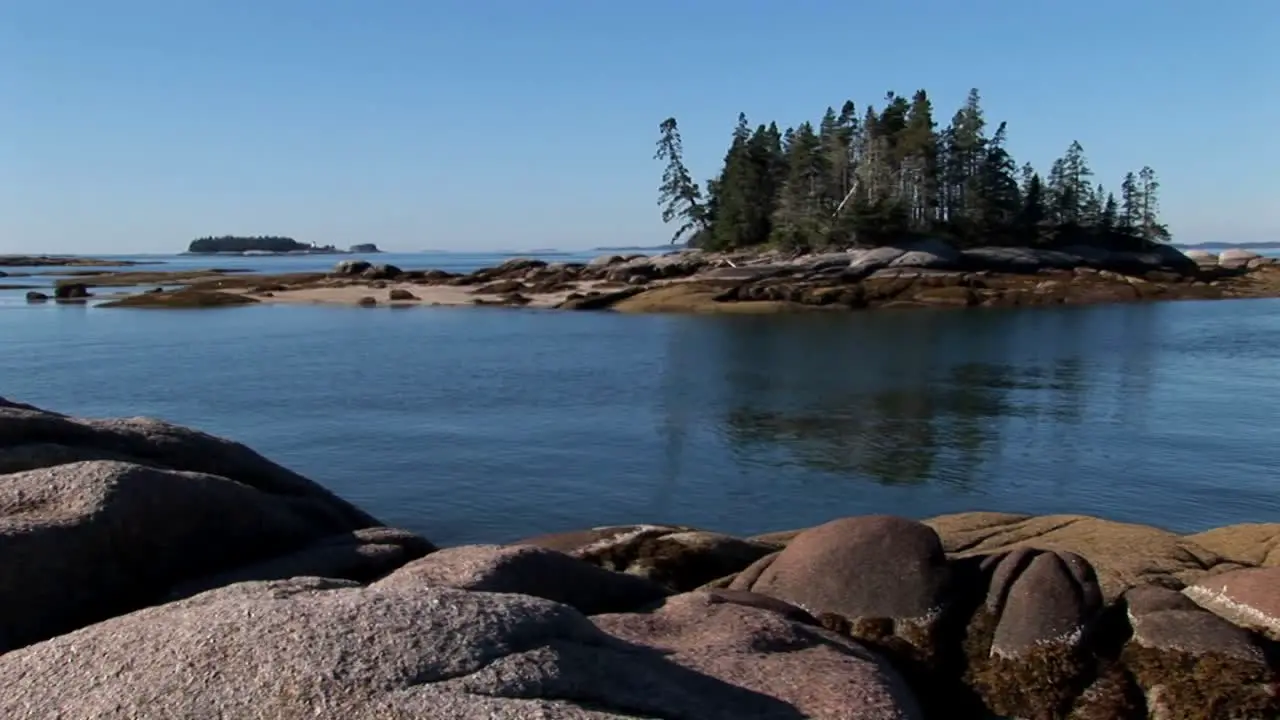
186;236;381;255
591;244;679;252
1178;241;1280;250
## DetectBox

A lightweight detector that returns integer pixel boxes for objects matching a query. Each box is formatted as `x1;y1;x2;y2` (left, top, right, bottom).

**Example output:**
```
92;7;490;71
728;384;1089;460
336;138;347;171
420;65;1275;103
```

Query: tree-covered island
187;236;324;253
655;88;1169;252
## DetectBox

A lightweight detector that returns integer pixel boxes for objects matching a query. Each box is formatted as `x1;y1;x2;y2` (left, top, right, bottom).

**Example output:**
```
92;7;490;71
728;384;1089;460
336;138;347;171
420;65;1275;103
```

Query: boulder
848;246;908;275
0;401;386;651
1184;249;1219;265
356;296;378;306
388;288;418;301
360;263;402;280
1218;248;1262;269
516;525;781;593
333;259;372;276
0;578;924;719
1123;586;1276;718
963;549;1104;718
54;282;90;299
0;461;380;652
24;291;48;302
1184;566;1280;640
375;544;669;615
587;254;625;267
923;512;1242;600
0;400;376;528
731;515;951;621
887;237;962;269
729;515;955;672
491;257;547;276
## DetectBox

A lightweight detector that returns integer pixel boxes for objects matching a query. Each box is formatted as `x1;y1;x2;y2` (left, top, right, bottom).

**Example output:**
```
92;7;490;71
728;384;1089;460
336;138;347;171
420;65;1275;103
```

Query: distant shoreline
1176;242;1280;250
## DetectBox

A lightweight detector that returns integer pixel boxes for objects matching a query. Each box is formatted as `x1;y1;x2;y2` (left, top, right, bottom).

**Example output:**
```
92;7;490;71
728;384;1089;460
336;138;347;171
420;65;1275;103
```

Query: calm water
2;252;1279;543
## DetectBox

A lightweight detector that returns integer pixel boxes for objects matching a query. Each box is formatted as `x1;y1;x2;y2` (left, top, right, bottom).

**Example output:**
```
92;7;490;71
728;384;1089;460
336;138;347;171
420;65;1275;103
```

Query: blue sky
3;0;1277;254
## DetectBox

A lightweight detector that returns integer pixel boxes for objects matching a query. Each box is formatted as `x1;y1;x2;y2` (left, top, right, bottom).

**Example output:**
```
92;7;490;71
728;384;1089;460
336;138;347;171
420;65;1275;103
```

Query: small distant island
592;244;677;252
1178;241;1280;250
186;236;381;255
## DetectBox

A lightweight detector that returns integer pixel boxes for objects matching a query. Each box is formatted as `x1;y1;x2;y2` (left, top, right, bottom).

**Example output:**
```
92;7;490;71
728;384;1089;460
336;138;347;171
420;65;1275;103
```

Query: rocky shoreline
37;240;1280;313
0;255;153;268
0;398;1276;718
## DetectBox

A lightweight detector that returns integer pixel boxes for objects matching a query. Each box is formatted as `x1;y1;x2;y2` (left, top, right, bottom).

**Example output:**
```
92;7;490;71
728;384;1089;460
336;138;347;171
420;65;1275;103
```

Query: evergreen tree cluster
655;89;1170;252
188;235;309;253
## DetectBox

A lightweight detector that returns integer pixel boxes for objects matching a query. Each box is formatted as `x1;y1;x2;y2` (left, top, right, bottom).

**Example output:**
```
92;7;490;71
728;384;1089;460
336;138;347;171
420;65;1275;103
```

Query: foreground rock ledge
2;398;1277;719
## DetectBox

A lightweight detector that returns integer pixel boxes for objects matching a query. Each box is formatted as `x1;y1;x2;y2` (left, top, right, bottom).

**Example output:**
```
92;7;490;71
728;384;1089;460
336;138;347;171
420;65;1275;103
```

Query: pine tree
654;118;706;245
1119;172;1141;234
1099;192;1118;235
707;114;767;250
1137;166;1169;242
1018;172;1048;244
770;123;829;249
945;89;987;226
970;122;1020;243
901;90;939;229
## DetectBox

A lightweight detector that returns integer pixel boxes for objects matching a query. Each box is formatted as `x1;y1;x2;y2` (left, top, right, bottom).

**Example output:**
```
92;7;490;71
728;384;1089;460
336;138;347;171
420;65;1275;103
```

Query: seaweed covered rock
727;516;965;716
963;548;1104;718
924;512;1243;600
515;524;780;592
98;288;259;308
1184;566;1280;640
593;590;924;719
1123;586;1277;719
729;516;956;663
732;516;952;630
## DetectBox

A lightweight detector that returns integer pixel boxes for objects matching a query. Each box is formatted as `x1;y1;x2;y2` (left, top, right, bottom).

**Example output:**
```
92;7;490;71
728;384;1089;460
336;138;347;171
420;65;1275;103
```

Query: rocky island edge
0;397;1276;719
33;239;1280;312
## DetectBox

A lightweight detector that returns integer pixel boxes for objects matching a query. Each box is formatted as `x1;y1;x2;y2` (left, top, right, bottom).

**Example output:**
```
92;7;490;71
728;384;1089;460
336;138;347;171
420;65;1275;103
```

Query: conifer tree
655;88;1171;251
654;118;706;245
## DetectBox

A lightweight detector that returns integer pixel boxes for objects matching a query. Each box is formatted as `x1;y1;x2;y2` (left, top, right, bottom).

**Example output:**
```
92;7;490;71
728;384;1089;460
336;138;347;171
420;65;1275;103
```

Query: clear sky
3;0;1277;254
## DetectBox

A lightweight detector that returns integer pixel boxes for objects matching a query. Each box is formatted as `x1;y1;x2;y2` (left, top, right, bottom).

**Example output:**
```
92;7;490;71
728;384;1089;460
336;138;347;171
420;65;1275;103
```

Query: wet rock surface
1;399;1276;719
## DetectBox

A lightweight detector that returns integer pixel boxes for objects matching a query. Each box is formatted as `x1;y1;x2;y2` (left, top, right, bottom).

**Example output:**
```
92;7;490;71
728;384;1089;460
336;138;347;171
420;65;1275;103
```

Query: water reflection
660;307;1164;491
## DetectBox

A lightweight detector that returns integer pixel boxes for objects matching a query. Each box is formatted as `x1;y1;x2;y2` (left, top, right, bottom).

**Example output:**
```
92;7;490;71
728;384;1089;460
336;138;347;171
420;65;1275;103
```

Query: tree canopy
188;236;314;253
655;89;1169;252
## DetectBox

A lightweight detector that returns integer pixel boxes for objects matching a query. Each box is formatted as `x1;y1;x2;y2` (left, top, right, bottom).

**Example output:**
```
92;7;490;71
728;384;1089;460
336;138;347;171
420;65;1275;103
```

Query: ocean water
2;251;1279;544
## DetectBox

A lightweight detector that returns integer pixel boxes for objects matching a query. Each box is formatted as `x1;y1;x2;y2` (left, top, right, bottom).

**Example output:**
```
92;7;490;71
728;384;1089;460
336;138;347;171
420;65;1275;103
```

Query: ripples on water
2;252;1279;543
